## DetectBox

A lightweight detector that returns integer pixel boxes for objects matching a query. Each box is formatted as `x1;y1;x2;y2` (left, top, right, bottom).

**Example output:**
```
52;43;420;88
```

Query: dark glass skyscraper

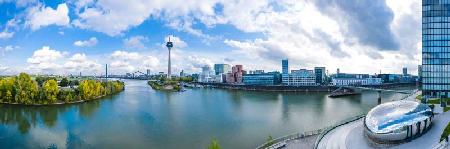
422;0;450;98
282;59;289;74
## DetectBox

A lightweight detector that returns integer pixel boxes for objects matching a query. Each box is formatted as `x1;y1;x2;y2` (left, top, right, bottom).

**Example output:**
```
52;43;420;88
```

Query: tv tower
166;36;173;79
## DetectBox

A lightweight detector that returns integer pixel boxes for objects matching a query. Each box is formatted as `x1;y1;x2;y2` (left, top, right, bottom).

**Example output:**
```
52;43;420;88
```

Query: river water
0;80;416;149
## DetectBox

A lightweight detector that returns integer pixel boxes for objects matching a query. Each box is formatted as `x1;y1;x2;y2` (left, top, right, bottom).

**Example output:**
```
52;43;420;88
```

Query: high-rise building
282;59;289;74
214;64;231;75
403;67;408;76
422;1;450;98
147;69;151;76
314;67;326;84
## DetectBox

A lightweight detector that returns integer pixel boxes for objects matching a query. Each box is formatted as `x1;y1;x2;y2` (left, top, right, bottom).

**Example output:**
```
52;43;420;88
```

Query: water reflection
0;80;418;149
0;100;102;135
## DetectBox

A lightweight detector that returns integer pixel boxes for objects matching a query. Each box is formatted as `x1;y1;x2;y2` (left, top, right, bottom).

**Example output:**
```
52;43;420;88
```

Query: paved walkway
282;135;318;149
317;110;450;149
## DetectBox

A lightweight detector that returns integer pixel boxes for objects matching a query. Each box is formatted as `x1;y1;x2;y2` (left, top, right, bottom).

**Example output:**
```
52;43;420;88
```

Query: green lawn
428;99;441;104
441;122;450;141
445;107;450;112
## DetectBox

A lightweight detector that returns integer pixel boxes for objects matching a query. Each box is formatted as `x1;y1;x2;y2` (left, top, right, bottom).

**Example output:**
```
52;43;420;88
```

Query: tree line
0;73;125;105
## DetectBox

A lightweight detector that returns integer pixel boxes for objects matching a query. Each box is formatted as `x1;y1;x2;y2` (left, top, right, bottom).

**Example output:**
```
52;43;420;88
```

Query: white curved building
364;100;433;143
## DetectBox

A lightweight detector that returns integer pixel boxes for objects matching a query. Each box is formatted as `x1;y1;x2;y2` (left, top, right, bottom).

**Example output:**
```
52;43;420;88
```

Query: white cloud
64;53;102;73
26;3;70;30
25;46;102;75
164;35;187;48
123;36;148;50
0;31;14;39
74;37;98;47
0;0;37;7
0;18;20;39
110;50;142;60
0;45;19;55
27;46;63;64
0;65;9;71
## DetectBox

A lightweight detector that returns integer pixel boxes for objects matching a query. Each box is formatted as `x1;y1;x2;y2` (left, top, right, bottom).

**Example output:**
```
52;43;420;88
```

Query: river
0;80;416;149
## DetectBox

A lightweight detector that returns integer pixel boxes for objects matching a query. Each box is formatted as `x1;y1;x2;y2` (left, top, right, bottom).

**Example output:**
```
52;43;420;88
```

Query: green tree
60;78;69;87
14;73;38;104
43;79;59;103
207;139;221;149
5;90;12;102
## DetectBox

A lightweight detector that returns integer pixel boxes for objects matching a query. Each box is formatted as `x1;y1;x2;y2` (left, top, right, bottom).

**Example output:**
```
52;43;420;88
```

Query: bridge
331;86;418;104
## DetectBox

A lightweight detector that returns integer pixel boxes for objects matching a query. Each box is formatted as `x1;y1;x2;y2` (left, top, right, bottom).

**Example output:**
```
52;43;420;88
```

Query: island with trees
148;76;193;92
0;73;125;105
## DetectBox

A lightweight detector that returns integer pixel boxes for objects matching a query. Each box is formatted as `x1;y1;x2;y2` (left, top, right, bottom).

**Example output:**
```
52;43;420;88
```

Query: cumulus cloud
26;46;102;75
314;0;399;51
27;46;63;64
73;37;98;47
64;53;102;73
26;3;70;30
123;36;148;50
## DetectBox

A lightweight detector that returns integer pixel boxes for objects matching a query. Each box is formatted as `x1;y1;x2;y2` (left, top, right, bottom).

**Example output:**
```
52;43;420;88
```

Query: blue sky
0;0;421;76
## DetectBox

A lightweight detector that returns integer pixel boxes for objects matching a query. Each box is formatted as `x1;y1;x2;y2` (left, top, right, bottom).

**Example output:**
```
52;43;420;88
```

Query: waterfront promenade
315;91;450;149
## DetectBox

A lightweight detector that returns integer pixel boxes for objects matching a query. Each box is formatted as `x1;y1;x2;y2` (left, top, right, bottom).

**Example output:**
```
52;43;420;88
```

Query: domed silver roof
365;100;432;134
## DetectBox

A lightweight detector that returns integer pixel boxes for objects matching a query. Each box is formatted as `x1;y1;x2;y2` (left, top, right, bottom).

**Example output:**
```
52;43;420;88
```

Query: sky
0;0;421;76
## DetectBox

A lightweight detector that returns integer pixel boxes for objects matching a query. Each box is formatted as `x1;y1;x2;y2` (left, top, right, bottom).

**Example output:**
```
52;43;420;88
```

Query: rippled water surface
0;80;416;149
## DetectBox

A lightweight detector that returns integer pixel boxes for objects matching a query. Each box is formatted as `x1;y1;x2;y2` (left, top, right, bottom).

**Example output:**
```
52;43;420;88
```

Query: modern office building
199;65;214;82
282;59;289;74
403;67;408;76
243;72;281;85
225;65;245;84
332;77;382;86
331;73;381;86
214;64;231;75
146;69;151;76
422;0;450;98
364;100;433;143
282;69;317;86
314;67;326;84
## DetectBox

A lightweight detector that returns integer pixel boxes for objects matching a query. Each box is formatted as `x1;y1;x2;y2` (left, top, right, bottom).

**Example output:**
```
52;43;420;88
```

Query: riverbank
0;73;125;106
192;82;418;92
0;93;120;106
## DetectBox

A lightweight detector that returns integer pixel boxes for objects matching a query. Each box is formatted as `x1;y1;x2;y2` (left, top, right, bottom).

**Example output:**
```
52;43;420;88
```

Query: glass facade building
282;59;289;74
422;0;450;98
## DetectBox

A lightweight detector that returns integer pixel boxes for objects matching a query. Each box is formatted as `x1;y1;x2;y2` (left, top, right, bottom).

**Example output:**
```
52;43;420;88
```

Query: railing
255;128;327;149
313;114;366;149
255;114;365;149
256;89;418;149
431;135;450;149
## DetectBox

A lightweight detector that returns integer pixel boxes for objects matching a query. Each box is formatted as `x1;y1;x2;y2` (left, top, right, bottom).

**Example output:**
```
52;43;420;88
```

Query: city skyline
0;0;421;76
